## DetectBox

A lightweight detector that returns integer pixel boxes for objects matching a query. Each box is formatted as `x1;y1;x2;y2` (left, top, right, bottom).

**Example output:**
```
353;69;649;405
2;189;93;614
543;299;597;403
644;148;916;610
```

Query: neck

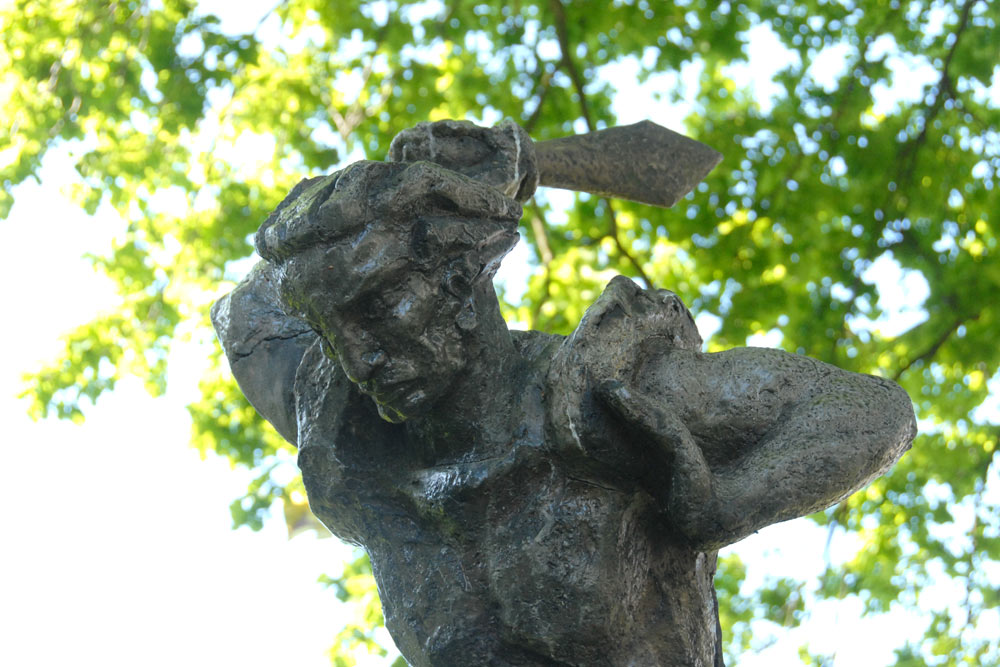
408;282;520;464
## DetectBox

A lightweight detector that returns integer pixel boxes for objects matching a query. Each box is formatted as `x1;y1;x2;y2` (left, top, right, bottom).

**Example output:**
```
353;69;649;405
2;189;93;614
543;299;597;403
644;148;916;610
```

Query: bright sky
2;3;997;666
0;154;391;666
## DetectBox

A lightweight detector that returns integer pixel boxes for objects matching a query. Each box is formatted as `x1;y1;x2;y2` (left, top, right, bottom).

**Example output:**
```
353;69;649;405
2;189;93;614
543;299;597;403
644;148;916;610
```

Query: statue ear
456;298;477;331
443;271;471;298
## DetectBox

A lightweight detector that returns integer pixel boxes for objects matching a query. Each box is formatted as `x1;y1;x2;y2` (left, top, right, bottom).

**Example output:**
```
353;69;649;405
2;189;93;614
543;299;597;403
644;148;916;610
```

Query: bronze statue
212;120;915;666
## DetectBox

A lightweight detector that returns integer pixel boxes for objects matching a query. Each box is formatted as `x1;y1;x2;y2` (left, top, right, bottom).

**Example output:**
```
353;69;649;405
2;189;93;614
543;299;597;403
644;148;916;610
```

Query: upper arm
637;345;915;547
634;347;839;463
212;261;318;445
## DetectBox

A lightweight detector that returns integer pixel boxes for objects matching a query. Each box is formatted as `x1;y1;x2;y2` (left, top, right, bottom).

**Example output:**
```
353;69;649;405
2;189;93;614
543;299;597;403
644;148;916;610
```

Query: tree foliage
5;0;999;663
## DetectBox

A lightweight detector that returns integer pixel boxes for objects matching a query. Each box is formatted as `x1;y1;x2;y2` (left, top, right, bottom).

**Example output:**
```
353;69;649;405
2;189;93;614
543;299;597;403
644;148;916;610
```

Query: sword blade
534;121;723;208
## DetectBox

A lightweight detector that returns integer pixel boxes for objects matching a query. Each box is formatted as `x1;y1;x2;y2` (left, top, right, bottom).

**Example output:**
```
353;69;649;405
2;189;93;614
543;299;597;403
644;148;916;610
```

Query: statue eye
411;220;440;261
357;294;387;321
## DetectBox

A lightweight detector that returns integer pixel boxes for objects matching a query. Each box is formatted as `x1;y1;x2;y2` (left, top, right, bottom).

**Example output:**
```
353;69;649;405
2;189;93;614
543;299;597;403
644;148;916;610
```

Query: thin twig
528;205;555;329
607;204;652;288
890;0;978;202
548;0;651;288
523;70;552;134
891;313;976;381
330;58;376;141
329;21;391;144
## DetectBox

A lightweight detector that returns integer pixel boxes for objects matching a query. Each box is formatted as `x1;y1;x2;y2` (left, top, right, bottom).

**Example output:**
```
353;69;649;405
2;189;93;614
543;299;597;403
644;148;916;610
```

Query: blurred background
2;1;998;665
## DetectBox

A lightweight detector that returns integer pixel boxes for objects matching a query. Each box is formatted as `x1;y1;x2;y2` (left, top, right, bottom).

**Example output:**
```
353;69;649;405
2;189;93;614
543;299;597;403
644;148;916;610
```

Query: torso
296;332;721;666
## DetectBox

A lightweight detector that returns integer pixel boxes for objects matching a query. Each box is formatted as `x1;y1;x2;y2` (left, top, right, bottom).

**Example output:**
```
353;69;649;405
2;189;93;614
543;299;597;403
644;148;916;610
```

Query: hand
597;379;683;461
597;377;716;539
255;159;522;267
388;120;538;202
569;275;703;388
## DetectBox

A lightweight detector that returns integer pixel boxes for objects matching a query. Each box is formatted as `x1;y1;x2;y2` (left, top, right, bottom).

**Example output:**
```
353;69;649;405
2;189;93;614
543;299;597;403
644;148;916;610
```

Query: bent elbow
871;375;917;466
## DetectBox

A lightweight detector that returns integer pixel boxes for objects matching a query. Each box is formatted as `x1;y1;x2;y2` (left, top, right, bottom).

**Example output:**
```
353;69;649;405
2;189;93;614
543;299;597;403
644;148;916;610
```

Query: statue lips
371;379;415;405
361;365;422;406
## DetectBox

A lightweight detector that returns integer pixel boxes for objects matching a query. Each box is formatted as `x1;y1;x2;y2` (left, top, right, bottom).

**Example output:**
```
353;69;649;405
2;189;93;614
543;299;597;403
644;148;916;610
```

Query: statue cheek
275;250;327;323
416;329;465;379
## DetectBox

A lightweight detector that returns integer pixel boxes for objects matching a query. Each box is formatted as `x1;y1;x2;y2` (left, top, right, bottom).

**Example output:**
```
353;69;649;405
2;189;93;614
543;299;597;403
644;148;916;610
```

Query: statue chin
372;387;432;424
375;402;408;424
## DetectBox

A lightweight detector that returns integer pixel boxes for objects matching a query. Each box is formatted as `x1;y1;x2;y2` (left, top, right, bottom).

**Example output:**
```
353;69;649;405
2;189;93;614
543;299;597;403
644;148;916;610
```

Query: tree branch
549;0;593;131
942;0;978;78
330;58;376;141
891;313;976;381
329;21;392;143
523;68;552;134
829;12;895;131
528;204;555;329
892;0;978;196
606;205;652;289
547;0;651;288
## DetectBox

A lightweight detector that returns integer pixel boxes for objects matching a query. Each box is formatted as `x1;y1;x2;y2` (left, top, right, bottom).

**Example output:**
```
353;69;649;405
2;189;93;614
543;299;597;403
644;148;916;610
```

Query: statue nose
338;335;387;383
361;349;387;370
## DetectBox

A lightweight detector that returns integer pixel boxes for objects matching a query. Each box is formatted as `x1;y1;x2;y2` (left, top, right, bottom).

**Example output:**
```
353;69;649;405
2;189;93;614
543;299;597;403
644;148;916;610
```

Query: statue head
255;160;522;422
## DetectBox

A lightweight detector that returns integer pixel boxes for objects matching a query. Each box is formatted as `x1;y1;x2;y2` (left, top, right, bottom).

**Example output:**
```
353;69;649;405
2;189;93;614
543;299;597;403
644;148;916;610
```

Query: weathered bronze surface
213;120;915;666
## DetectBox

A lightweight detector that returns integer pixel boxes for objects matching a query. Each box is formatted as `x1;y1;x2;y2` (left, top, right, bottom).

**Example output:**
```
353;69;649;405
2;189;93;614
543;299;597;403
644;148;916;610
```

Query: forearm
598;381;717;541
666;429;718;545
211;261;317;444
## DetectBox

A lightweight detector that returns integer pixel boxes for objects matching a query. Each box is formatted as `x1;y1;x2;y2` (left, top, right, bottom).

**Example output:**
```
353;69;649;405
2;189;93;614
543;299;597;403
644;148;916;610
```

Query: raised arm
601;345;916;550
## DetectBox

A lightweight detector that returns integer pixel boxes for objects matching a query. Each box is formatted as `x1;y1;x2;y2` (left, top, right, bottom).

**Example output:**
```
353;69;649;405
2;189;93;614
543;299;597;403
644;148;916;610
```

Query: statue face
273;224;477;424
319;270;469;423
262;160;520;423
